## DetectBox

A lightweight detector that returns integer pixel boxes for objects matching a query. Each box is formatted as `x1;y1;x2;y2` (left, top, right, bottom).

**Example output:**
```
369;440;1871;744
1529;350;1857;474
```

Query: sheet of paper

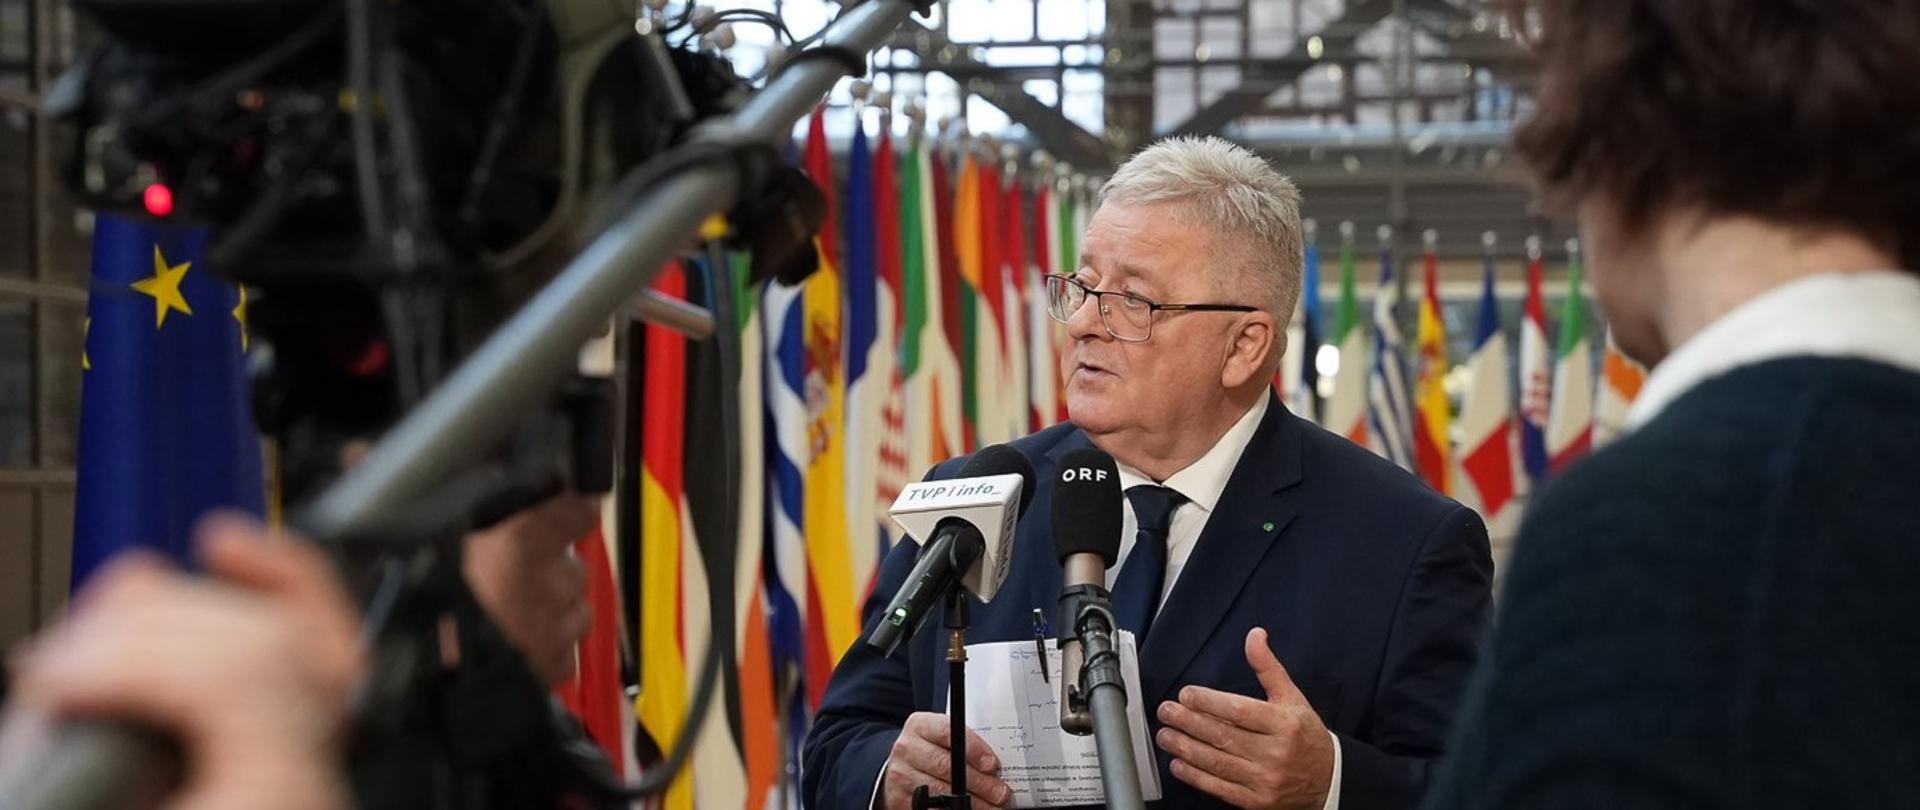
952;632;1163;808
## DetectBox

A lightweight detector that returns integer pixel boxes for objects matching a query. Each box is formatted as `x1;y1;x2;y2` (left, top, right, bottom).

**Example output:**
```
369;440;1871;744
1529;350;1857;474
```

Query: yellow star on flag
131;246;194;329
232;285;250;351
82;317;91;371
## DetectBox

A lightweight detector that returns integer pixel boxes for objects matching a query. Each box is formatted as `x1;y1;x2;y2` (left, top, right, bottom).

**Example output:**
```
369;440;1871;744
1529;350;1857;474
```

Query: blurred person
0;515;366;810
1426;1;1920;807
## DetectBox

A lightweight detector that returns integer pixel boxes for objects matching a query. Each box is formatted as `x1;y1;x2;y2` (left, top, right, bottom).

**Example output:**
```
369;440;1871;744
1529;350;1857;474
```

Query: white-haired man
804;137;1493;810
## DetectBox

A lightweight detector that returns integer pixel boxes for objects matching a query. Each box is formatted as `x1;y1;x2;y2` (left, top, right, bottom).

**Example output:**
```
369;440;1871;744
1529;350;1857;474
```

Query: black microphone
1050;446;1146;809
1051;447;1123;734
865;444;1037;656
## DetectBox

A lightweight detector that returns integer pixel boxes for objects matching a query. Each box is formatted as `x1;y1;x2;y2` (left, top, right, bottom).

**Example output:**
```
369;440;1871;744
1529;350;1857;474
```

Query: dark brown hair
1510;0;1920;268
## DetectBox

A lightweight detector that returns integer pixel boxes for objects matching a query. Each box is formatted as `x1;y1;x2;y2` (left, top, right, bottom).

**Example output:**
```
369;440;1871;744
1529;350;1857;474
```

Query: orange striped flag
1592;329;1647;447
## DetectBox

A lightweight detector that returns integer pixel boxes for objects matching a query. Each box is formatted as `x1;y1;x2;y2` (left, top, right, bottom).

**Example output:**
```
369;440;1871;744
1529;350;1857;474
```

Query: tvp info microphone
865;444;1036;656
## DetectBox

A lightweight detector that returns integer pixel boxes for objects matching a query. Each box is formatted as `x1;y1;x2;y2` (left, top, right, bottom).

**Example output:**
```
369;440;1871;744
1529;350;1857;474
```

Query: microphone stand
1060;584;1147;810
914;585;973;810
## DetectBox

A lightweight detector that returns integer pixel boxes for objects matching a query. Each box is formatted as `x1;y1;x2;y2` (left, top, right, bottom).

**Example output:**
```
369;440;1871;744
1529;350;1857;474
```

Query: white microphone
865;444;1036;655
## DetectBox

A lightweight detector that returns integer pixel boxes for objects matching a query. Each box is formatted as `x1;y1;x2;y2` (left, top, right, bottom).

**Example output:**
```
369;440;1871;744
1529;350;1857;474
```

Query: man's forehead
1079;251;1157;279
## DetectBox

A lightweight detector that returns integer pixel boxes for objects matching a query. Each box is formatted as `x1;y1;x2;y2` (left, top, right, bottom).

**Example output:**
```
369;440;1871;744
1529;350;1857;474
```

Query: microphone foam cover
961;444;1038;517
1051;447;1123;567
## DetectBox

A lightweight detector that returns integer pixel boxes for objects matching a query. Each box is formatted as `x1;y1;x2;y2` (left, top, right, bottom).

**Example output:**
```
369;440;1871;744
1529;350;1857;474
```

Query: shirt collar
1627;270;1920;429
1115;391;1270;513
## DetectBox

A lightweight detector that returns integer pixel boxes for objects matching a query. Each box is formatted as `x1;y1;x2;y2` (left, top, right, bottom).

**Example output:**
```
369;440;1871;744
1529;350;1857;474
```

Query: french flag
1456;233;1517;524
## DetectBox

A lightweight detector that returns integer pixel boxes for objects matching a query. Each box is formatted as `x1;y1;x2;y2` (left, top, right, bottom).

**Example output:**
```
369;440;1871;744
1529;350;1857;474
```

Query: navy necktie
1113;485;1186;639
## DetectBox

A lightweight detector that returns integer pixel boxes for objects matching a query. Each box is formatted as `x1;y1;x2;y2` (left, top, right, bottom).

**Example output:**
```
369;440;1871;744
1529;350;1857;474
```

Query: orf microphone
865;444;1036;656
1050;447;1123;735
1050;447;1146;809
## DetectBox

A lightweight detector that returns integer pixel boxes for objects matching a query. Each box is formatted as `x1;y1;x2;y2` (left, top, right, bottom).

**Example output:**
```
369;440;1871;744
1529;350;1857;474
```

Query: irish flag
1592;328;1646;448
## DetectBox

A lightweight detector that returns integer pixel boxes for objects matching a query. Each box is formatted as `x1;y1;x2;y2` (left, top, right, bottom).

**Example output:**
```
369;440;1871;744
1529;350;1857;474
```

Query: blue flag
72;214;264;589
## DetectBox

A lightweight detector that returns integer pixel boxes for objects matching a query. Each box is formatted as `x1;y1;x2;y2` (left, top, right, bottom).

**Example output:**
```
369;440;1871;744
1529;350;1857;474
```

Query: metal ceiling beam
888;21;1114;170
1167;0;1399;138
1402;0;1532;85
1102;0;1154;154
1148;51;1524;71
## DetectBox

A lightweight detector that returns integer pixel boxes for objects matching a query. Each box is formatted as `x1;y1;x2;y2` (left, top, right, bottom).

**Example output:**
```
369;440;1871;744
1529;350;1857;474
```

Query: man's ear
1221;313;1278;389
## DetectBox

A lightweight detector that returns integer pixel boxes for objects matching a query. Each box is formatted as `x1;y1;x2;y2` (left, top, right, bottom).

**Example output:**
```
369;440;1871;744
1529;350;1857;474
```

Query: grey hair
1098;136;1305;325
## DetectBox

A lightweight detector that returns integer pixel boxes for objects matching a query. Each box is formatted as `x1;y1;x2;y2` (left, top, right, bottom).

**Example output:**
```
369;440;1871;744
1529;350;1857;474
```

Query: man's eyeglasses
1044;274;1258;342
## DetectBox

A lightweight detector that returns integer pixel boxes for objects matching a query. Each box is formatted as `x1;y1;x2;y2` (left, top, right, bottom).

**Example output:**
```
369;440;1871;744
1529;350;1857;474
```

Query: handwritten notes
953;633;1163;808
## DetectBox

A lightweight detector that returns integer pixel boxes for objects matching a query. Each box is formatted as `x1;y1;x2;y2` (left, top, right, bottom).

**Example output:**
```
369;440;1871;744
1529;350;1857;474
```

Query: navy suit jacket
802;404;1494;810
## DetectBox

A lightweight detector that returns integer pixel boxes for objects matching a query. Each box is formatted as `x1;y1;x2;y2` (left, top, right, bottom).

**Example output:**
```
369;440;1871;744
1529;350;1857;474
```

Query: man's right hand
882;711;1011;810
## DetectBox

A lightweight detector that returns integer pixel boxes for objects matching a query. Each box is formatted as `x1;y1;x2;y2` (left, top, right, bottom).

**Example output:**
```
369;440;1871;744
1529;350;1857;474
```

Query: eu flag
71;214;264;588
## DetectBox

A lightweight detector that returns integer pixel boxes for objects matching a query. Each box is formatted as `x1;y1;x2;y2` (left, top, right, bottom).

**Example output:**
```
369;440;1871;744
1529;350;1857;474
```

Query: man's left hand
1155;627;1334;810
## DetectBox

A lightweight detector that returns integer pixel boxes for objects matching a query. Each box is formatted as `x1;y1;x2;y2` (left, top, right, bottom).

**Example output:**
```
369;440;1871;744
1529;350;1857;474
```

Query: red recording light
346;338;391;377
143;183;174;217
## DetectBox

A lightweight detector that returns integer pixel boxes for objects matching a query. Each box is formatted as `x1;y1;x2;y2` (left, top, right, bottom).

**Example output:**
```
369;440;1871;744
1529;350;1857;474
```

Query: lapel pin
1262;521;1276;533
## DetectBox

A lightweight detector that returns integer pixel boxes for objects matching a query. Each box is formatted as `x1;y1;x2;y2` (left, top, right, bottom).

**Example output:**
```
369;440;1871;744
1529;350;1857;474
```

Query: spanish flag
798;106;856;706
1412;231;1453;494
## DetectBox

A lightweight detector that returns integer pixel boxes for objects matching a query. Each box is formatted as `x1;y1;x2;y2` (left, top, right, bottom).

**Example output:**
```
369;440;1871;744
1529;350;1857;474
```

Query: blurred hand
341;440;599;687
462;494;598;686
3;514;365;810
881;711;1011;810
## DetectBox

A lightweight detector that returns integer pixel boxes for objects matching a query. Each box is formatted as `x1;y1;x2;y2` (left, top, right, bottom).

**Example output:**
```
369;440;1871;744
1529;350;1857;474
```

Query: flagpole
301;0;926;538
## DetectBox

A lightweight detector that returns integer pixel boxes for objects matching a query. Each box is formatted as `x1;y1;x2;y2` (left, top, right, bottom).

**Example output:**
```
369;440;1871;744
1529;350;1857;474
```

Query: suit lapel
1139;403;1305;707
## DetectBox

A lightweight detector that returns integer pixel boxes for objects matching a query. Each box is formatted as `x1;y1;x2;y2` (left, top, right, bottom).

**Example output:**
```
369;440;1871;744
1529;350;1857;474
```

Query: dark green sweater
1426;357;1920;809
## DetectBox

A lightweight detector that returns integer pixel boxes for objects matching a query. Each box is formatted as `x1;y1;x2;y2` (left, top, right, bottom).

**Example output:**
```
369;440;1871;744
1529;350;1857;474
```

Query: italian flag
1546;239;1594;473
1323;222;1369;445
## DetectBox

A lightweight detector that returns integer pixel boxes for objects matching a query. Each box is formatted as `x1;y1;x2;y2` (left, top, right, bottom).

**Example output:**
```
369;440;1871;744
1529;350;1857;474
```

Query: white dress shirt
1627;271;1920;429
1110;390;1267;598
1113;390;1344;810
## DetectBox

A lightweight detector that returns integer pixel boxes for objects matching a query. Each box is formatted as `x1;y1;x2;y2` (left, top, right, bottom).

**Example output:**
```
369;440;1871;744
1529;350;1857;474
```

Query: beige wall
0;481;73;648
3;0;90;650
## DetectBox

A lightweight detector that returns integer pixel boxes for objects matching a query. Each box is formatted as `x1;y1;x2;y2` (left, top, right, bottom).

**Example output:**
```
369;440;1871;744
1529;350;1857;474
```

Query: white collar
1627;270;1920;429
1114;391;1270;513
